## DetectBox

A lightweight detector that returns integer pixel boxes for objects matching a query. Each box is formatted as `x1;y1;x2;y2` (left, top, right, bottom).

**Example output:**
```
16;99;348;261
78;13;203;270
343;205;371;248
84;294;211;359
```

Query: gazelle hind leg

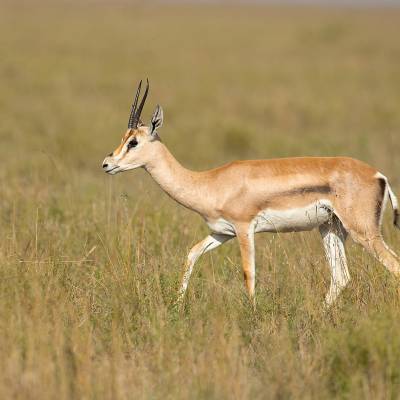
319;219;350;307
177;233;233;303
340;176;400;276
350;233;400;276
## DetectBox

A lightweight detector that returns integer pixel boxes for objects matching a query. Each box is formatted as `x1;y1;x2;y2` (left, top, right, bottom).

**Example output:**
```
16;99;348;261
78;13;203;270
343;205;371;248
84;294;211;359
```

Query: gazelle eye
127;139;138;150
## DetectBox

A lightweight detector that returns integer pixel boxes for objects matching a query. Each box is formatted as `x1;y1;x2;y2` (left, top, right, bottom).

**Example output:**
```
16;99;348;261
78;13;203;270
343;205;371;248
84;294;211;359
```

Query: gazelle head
102;79;163;175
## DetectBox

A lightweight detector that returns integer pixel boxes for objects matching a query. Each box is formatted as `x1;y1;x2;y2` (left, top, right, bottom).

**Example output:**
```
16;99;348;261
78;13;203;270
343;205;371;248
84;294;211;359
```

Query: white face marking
103;136;147;174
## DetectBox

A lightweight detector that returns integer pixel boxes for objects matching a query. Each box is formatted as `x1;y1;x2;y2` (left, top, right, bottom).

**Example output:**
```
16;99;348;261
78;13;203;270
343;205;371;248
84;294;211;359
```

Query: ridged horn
131;78;149;128
127;80;143;129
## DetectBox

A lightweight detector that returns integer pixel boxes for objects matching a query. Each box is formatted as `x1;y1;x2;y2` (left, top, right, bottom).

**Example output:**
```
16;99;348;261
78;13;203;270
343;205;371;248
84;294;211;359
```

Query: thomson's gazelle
102;80;400;306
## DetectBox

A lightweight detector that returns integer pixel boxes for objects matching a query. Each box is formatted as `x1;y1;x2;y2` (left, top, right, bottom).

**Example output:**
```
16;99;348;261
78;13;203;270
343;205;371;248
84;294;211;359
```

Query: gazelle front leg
236;224;256;304
177;233;233;303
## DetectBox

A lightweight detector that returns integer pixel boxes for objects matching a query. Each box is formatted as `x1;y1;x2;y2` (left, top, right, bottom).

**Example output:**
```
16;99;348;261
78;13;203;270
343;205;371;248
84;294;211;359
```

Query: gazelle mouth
104;166;119;174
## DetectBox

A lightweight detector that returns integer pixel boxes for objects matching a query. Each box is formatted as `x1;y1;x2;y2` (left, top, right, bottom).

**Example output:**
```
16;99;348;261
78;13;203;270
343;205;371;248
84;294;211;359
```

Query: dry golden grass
1;2;400;399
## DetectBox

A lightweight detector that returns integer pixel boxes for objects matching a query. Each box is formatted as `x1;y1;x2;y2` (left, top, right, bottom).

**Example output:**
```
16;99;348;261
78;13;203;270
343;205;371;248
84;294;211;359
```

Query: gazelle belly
253;201;332;233
206;200;333;235
206;218;237;236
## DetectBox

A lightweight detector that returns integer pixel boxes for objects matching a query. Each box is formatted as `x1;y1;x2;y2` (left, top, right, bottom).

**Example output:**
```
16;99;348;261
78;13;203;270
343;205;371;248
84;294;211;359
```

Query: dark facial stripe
113;132;134;156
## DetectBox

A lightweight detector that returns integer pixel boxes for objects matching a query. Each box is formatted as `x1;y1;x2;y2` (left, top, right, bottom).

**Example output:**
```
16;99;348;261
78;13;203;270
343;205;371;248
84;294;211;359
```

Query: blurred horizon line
3;0;400;8
155;0;399;6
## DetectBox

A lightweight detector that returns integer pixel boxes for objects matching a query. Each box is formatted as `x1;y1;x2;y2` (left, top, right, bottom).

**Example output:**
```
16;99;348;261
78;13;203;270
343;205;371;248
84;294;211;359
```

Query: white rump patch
374;172;390;227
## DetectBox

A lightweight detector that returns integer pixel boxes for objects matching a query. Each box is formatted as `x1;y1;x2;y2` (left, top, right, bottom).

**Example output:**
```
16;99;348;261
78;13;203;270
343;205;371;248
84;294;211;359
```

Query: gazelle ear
150;105;163;136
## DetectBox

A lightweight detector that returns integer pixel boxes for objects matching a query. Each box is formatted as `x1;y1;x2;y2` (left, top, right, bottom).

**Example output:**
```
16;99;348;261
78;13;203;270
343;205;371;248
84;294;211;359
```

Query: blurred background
1;1;400;399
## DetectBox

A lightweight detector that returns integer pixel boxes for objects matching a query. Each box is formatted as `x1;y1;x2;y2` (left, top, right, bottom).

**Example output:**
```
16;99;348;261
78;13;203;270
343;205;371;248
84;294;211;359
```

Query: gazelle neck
144;141;207;213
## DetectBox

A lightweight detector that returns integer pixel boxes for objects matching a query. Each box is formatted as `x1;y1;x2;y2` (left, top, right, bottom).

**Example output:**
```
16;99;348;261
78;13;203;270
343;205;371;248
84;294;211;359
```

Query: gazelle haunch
103;80;400;307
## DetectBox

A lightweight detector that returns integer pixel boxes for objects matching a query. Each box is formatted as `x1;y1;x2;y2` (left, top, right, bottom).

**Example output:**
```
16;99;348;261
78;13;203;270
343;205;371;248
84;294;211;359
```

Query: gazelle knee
362;238;400;275
187;247;198;263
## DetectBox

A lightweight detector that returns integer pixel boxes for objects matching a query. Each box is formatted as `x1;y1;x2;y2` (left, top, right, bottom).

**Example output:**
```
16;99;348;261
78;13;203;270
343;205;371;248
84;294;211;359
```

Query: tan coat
103;126;400;306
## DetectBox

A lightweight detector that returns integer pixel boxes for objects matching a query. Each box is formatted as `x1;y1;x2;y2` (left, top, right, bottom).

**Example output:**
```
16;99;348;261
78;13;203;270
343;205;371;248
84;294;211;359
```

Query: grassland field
1;2;400;399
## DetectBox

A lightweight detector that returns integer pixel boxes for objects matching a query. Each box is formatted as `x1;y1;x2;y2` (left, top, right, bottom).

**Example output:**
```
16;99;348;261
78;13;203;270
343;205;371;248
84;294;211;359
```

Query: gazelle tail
387;182;400;229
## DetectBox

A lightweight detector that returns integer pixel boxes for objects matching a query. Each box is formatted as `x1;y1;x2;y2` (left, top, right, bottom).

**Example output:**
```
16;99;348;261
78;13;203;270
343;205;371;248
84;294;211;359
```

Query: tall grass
0;3;400;398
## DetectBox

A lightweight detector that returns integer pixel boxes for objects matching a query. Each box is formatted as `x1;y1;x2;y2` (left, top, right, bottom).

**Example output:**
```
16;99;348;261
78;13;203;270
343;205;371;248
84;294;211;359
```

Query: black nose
103;163;108;168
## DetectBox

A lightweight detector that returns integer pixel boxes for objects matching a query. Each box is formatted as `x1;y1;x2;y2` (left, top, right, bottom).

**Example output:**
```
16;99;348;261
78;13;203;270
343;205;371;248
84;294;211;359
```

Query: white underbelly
253;201;332;233
206;201;333;235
